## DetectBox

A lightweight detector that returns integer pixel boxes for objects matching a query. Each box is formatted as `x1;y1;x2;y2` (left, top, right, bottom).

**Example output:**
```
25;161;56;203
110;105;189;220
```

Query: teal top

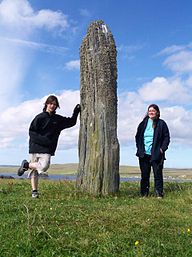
144;118;154;155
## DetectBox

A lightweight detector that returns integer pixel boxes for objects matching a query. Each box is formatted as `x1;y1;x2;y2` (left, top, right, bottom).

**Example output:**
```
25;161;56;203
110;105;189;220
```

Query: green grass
0;179;192;257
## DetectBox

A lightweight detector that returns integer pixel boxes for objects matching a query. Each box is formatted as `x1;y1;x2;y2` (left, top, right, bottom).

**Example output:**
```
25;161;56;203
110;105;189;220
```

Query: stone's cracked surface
76;20;120;195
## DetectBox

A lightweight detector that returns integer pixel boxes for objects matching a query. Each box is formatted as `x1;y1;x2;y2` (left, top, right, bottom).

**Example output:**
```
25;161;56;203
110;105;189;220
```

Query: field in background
0;163;192;180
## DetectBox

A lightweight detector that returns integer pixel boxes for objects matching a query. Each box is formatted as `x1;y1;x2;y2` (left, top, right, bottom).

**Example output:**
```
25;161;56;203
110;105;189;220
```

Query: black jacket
29;107;80;156
135;117;170;161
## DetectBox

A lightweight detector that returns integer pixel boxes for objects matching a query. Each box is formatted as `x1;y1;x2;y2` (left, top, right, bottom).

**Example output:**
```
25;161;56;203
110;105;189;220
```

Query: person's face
46;101;57;113
148;107;158;120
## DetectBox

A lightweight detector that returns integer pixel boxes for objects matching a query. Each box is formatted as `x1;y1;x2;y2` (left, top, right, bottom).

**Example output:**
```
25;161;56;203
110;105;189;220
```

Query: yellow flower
135;240;139;246
187;228;191;233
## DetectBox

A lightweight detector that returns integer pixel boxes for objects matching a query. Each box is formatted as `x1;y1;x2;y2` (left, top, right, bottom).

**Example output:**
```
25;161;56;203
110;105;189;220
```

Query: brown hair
43;95;60;113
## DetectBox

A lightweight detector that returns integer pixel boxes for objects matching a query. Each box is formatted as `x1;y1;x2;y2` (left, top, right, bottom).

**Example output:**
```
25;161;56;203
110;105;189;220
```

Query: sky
1;0;192;168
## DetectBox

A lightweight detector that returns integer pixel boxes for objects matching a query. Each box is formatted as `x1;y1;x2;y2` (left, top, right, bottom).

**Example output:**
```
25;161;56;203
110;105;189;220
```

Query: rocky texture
76;20;120;195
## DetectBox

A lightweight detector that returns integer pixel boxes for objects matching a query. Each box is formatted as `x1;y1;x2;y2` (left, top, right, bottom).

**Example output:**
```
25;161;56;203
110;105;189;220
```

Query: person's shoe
156;192;164;199
17;160;29;176
32;190;39;198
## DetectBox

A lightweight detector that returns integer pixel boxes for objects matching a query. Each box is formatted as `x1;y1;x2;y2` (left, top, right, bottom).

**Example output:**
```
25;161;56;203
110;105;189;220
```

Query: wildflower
187;228;191;233
135;240;139;246
50;207;53;210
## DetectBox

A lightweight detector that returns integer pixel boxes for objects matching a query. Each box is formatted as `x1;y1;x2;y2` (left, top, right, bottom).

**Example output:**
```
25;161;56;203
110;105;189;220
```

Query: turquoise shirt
144;119;154;155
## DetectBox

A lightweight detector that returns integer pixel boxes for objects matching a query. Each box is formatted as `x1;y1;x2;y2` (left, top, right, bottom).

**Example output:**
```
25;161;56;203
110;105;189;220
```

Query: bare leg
30;170;39;191
29;162;38;170
28;162;39;191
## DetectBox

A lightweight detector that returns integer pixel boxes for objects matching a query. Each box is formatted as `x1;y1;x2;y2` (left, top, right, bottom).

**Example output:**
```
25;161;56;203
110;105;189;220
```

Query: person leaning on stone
135;104;170;198
17;95;80;198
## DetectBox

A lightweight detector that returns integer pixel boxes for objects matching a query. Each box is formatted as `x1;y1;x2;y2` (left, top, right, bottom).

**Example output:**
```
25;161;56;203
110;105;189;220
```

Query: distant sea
0;173;192;183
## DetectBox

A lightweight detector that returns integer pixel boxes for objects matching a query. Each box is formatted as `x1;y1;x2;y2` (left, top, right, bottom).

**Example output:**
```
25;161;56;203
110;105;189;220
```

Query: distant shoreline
0;172;192;183
0;163;192;180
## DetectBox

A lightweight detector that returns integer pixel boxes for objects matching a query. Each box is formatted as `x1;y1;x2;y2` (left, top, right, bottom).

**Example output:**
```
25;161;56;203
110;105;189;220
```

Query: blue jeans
139;154;164;196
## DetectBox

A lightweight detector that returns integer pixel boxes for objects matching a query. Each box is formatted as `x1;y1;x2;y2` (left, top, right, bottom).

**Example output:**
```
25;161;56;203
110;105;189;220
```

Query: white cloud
158;42;192;56
163;50;192;74
161;106;192;144
158;43;192;74
138;76;192;103
0;98;42;142
118;92;145;143
158;44;187;55
1;37;68;55
0;137;14;149
56;90;80;119
65;60;80;70
185;76;192;88
0;0;69;33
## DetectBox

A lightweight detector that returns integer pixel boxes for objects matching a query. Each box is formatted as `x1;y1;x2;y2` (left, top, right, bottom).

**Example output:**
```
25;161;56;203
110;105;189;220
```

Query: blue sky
1;0;192;168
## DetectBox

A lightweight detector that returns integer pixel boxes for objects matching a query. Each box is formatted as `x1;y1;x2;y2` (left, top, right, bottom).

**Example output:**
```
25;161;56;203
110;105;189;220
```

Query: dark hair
144;104;160;128
43;95;60;113
147;104;160;119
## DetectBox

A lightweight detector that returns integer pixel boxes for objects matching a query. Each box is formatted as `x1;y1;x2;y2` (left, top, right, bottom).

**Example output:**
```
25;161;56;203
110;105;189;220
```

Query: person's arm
135;128;139;149
60;104;81;130
160;121;170;152
135;122;142;149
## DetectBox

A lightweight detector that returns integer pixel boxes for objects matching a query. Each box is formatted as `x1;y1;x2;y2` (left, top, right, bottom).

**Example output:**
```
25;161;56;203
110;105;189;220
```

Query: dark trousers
139;154;164;196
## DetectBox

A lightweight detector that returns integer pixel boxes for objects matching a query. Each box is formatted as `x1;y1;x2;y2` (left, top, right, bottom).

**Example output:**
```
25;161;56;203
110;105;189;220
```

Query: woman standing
135;104;170;198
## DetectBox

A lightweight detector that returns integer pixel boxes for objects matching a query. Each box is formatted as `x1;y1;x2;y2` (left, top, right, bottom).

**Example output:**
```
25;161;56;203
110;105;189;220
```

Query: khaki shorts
28;153;51;177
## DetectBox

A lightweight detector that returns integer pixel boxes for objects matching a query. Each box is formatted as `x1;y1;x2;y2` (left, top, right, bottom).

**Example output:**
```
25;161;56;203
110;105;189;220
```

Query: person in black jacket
17;95;80;198
135;104;170;198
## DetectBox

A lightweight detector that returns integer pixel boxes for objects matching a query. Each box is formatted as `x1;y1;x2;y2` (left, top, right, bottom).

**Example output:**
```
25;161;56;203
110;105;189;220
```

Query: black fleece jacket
29;106;80;156
135;117;170;161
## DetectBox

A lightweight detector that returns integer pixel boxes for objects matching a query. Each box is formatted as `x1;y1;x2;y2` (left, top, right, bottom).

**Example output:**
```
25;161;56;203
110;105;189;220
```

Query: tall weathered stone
76;20;119;195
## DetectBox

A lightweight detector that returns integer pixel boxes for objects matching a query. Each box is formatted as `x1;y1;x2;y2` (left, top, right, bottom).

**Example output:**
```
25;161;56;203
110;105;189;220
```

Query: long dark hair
43;95;60;113
144;104;160;128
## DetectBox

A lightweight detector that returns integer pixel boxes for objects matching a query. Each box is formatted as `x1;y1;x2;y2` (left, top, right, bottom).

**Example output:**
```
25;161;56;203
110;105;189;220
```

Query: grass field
0;178;192;256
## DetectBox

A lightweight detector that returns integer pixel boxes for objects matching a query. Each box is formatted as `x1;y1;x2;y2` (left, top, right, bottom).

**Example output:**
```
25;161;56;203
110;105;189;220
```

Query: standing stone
76;20;119;195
